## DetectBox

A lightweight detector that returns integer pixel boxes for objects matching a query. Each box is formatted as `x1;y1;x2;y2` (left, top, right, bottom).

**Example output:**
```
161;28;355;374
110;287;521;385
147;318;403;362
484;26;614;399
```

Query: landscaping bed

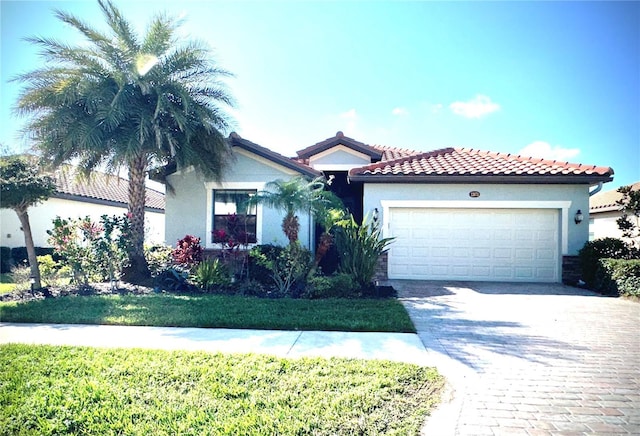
0;344;443;435
0;283;415;333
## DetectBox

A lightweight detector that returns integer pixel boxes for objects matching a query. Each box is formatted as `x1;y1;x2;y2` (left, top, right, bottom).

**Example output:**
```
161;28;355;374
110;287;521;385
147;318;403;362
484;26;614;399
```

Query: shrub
578;238;631;289
9;247;56;266
192;259;232;292
334;215;394;289
36;254;71;287
0;246;11;273
9;265;31;291
172;235;203;268
248;244;285;288
304;273;359;299
595;258;640;297
47;215;131;284
145;244;173;277
250;243;312;297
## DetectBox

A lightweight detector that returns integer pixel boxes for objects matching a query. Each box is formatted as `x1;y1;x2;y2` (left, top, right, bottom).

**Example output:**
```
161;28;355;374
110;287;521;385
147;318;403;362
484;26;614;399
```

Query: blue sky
1;0;638;190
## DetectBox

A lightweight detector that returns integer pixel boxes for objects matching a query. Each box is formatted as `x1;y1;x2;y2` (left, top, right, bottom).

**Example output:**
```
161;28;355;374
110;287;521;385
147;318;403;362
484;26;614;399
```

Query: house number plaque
469;191;480;198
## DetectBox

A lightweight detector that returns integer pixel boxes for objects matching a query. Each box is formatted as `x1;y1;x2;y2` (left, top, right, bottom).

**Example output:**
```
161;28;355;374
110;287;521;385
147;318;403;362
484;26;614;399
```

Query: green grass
0;294;416;332
0;273;15;294
0;344;444;435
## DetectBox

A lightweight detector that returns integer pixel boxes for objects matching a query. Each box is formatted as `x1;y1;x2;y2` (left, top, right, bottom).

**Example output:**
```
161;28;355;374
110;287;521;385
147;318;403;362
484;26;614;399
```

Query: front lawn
0;293;415;332
0;344;443;435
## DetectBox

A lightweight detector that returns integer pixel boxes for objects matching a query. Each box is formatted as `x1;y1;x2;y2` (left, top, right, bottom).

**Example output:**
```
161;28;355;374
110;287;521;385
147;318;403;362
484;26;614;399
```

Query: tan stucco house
161;131;613;284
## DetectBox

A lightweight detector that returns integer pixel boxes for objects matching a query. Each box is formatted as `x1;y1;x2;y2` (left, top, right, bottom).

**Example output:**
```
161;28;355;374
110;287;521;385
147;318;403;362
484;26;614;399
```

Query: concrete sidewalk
0;323;434;366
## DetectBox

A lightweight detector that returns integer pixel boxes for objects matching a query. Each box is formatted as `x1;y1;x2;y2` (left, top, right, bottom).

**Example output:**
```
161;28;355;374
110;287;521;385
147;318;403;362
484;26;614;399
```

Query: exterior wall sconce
373;208;379;223
574;210;584;224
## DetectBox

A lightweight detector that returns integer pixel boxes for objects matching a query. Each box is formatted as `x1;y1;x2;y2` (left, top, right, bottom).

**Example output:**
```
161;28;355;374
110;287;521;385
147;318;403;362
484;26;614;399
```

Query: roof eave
348;174;615;184
52;192;165;212
297;138;383;160
232;137;322;178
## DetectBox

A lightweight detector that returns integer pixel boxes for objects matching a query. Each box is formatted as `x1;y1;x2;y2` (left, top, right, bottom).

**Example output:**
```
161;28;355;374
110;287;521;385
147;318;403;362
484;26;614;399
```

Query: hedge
0;247;11;273
595;258;640;298
1;247;59;273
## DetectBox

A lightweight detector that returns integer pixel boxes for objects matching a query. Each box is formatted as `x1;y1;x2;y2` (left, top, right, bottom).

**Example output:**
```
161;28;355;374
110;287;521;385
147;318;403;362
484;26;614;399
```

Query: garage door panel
494;248;513;259
514;230;534;241
515;248;534;260
536;248;555;260
388;208;559;282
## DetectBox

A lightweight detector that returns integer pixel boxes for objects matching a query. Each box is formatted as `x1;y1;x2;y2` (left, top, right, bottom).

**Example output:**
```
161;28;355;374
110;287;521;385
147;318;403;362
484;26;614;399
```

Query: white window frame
205;182;265;250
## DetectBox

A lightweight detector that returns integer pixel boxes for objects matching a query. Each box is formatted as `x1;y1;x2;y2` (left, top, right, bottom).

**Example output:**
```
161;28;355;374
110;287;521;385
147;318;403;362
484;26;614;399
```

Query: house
589;181;640;242
162;131;613;284
0;167;165;248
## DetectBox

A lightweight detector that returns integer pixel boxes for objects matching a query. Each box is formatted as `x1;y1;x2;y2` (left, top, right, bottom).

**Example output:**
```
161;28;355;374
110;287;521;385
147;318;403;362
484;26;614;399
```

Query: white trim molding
380;200;572;254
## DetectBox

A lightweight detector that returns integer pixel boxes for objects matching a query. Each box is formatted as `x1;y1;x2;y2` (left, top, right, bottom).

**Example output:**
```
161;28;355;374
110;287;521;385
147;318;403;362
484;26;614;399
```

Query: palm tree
251;176;343;246
13;0;234;282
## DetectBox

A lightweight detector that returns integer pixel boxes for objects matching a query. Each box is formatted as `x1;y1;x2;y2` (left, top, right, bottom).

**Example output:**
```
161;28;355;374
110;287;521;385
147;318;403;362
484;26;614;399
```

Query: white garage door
388;208;559;282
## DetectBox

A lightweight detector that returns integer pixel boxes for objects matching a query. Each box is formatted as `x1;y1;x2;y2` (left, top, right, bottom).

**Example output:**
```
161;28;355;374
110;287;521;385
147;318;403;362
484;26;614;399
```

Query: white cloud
430;103;443;114
340;108;358;120
519;141;581;161
338;108;359;135
449;95;500;118
392;107;408;116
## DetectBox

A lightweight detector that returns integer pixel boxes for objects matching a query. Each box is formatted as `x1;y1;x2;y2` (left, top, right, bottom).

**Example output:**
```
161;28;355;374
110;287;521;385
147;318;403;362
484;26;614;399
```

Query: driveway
392;280;640;436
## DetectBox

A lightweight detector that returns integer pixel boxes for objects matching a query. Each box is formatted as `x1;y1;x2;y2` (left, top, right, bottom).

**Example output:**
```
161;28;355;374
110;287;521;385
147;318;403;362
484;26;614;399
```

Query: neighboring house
0;167;165;248
162;131;613;284
589;181;640;242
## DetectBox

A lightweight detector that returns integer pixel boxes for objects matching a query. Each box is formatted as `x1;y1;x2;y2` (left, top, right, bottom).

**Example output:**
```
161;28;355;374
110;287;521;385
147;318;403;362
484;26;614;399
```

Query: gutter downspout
589;182;603;197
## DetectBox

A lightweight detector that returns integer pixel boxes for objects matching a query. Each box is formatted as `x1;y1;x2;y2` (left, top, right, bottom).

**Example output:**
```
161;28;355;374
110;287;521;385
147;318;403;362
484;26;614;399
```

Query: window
212;190;257;244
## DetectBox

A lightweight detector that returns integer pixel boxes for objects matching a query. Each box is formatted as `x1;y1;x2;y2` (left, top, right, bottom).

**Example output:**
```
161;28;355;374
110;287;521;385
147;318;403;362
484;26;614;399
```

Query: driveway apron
393;280;640;436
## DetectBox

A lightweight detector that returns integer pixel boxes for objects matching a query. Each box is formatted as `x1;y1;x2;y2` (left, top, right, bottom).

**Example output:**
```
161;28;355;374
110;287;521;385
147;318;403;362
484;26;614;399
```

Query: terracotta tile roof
349;147;614;183
54;167;165;211
371;145;421;161
590;181;640;213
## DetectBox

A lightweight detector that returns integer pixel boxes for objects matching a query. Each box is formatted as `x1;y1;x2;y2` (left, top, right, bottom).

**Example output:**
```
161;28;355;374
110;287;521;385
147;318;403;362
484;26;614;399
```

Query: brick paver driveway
392;280;640;436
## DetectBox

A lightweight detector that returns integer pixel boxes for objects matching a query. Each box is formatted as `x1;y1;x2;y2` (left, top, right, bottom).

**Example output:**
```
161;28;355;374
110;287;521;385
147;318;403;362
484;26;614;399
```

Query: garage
387;208;560;282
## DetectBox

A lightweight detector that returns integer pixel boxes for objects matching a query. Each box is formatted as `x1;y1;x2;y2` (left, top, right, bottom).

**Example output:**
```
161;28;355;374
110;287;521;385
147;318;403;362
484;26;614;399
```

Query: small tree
250;176;343;246
616;184;640;249
0;156;56;289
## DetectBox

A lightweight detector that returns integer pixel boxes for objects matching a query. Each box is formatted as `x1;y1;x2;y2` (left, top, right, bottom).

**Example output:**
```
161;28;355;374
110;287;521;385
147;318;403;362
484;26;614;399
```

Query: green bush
578;238;631;289
250;243;312;297
335;215;394;289
595;258;640;297
145;244;173;277
9;247;56;266
248;244;285;289
192;259;232;292
36;254;71;287
304;273;359;299
0;247;11;273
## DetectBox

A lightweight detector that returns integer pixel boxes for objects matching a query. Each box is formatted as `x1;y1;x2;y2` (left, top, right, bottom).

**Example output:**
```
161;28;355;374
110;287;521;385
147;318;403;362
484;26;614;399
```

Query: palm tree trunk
122;153;150;283
16;208;42;290
314;232;333;267
282;212;299;245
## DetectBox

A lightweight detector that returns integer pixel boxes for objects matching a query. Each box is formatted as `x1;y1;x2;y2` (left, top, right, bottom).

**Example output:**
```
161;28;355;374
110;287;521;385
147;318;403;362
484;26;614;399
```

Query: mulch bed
0;282;154;304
